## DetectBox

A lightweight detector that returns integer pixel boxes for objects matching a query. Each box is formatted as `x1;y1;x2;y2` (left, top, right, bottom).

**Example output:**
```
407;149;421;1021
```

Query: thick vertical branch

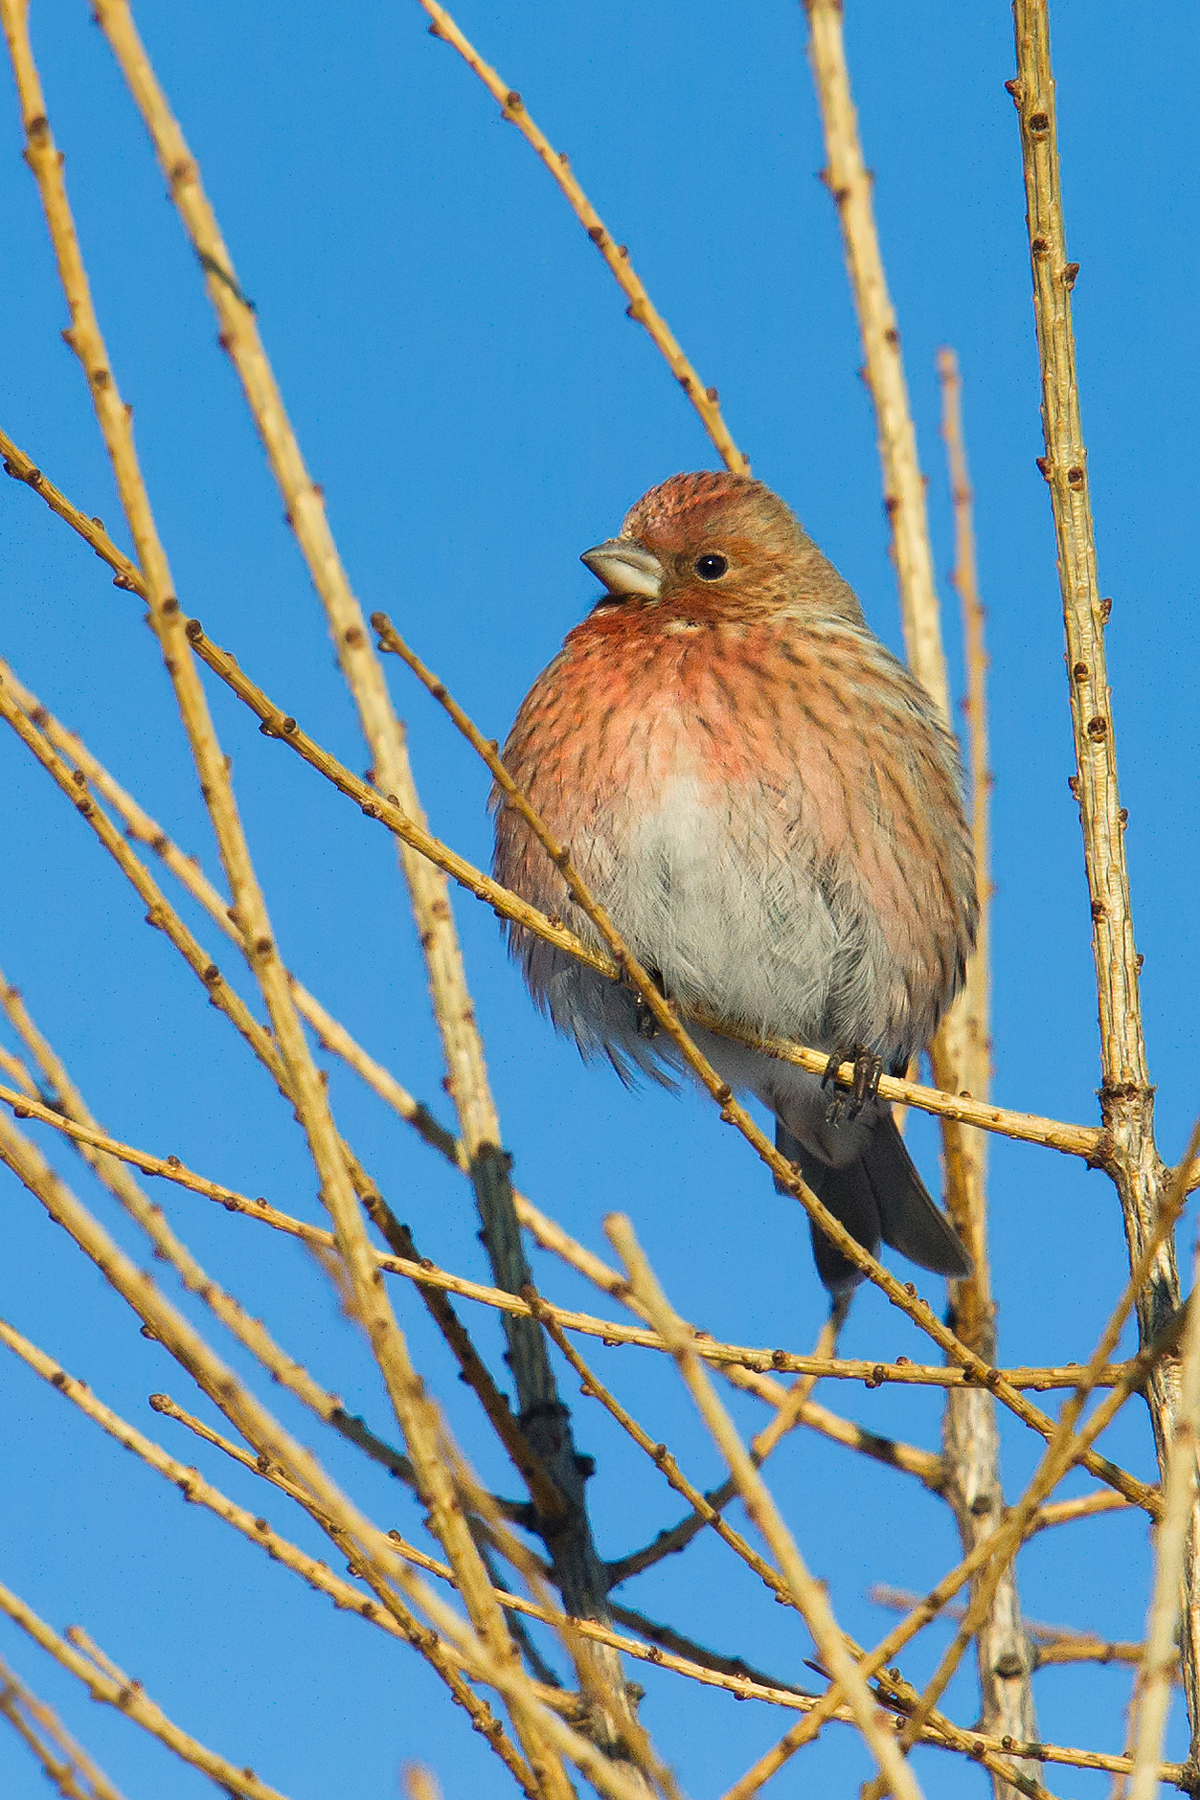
0;11;573;1788
1009;1;1198;1774
88;0;645;1774
803;9;1036;1780
934;348;993;1320
802;0;948;711
1128;1225;1200;1797
936;349;1037;1799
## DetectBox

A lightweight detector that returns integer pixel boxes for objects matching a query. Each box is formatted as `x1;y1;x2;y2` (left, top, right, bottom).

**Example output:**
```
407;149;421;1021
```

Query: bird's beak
580;537;664;600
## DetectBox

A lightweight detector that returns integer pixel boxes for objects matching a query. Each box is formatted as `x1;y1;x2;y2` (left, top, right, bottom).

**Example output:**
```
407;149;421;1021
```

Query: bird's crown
621;471;806;560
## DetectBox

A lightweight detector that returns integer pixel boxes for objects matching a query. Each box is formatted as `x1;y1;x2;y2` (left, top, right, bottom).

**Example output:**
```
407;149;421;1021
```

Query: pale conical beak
580;537;664;600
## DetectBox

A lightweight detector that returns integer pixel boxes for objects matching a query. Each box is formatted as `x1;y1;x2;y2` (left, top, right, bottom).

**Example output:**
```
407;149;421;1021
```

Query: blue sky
1;2;1197;1795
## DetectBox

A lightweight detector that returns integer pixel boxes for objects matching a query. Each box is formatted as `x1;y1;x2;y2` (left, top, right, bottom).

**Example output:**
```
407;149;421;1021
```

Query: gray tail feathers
775;1111;971;1296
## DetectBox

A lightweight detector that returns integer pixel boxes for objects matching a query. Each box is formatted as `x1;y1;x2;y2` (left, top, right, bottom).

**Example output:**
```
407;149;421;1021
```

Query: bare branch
0;1585;292;1800
415;0;746;472
607;1212;927;1800
0;1656;126;1800
1009;0;1199;1767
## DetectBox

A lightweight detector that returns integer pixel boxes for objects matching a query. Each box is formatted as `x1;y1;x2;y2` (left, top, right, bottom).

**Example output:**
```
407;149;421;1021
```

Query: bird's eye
694;554;728;581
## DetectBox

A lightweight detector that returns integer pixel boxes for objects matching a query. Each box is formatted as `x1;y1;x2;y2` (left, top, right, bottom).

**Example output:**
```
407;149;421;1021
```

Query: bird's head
580;471;864;625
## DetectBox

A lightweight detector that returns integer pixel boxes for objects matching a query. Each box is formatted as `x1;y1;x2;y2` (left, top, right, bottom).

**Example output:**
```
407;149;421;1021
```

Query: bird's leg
628;965;667;1039
821;1044;883;1123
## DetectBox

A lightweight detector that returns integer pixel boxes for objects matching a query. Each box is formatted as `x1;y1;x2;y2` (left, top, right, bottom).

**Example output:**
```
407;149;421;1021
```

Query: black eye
694;554;728;581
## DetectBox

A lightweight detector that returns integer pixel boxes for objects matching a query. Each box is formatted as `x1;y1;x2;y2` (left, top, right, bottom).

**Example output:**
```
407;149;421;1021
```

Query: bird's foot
821;1045;883;1124
630;966;667;1040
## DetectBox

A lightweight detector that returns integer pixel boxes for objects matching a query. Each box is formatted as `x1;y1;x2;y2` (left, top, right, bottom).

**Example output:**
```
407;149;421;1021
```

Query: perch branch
0;1074;1144;1401
0;460;1110;1167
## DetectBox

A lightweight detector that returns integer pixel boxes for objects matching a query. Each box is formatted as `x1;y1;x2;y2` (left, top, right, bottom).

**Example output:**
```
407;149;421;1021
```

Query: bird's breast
499;619;851;1037
496;610;974;1053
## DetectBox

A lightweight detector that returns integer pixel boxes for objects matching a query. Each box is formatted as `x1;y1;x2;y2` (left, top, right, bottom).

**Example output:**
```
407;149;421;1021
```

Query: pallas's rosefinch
493;471;975;1296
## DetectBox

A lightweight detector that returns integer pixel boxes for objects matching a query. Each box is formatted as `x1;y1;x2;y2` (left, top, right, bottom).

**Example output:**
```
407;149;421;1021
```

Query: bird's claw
821;1046;883;1124
629;966;667;1039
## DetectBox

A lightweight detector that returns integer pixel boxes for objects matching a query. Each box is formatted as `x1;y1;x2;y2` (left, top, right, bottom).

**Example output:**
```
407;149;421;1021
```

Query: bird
492;470;976;1298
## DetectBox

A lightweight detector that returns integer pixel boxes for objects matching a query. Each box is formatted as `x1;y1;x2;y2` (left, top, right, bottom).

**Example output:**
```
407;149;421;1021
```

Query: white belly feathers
602;772;842;1043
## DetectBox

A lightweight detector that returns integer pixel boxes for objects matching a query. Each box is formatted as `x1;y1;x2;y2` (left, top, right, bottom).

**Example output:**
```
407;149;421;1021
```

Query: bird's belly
593;771;842;1044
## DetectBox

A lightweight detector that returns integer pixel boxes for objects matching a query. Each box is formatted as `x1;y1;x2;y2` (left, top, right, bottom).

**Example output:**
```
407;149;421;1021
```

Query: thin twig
606;1213;927;1800
0;1074;1144;1401
1029;1489;1134;1533
0;1656;127;1800
0;1045;38;1096
1034;1642;1146;1672
536;1301;807;1611
870;1588;1156;1668
0;1586;291;1800
0;1118;663;1800
802;0;946;705
415;0;745;472
934;345;1036;1797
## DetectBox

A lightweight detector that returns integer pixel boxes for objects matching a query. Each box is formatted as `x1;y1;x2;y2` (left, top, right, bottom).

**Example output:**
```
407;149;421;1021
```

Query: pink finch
493;471;975;1297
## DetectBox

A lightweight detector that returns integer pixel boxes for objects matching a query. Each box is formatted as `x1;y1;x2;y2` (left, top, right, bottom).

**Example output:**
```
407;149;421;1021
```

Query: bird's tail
775;1111;971;1295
